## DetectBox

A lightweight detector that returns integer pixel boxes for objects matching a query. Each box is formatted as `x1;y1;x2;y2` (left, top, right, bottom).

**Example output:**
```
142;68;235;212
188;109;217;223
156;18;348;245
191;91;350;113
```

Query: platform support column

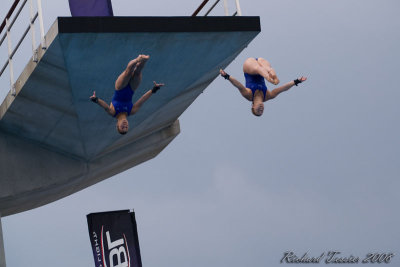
223;0;229;16
5;18;15;96
235;0;242;16
37;0;46;49
29;0;38;62
0;213;6;267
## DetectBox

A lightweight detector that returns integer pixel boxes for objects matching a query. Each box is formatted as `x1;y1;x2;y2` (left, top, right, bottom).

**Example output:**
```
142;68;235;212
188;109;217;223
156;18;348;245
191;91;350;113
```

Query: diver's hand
153;81;165;88
298;76;307;82
89;91;98;103
293;76;307;86
219;69;230;80
152;81;165;93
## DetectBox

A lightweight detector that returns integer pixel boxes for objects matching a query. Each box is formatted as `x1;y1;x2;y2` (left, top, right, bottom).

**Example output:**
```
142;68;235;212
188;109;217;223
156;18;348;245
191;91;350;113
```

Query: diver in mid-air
220;57;307;116
90;54;164;135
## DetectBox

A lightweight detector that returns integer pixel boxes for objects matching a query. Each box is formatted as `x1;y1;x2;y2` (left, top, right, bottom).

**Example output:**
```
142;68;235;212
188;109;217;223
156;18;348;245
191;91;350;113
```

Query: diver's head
251;92;264;116
251;102;264;116
116;118;129;135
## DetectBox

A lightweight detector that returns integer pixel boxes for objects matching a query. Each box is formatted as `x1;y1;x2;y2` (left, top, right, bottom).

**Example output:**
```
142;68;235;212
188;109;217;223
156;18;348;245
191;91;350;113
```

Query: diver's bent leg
243;58;279;85
115;56;142;90
130;71;142;91
129;55;149;91
243;58;271;80
115;71;132;91
257;58;279;85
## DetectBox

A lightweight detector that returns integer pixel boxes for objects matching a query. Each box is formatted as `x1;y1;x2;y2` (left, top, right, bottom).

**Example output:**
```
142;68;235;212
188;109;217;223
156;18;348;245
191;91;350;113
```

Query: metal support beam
192;0;210;16
204;0;220;16
0;214;6;267
0;0;21;36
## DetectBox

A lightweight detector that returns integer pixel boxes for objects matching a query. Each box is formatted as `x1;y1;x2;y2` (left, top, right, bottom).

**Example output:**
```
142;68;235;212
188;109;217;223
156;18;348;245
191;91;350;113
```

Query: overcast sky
1;0;400;266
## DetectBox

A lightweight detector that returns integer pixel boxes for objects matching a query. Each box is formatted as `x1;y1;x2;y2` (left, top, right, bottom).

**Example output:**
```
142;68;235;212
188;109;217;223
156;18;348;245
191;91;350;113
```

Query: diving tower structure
0;16;261;217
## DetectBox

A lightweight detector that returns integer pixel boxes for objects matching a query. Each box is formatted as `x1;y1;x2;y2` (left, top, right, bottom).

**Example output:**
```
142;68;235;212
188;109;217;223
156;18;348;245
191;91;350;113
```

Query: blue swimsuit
112;83;134;117
244;58;268;100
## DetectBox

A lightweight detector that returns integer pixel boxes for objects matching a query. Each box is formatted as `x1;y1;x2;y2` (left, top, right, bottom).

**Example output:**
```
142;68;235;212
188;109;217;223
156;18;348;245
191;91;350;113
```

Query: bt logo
101;226;130;267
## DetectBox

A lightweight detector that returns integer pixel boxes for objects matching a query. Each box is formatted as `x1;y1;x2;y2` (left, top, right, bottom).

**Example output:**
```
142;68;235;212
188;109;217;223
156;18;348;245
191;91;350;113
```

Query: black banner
87;210;142;267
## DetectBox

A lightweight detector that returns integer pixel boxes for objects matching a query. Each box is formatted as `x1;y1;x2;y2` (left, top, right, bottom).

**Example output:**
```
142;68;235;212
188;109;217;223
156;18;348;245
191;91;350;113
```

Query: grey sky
1;0;400;266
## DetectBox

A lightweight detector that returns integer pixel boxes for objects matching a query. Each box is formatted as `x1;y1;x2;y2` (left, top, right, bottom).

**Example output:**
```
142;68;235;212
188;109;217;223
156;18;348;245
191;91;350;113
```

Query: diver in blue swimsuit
90;55;164;134
220;57;307;116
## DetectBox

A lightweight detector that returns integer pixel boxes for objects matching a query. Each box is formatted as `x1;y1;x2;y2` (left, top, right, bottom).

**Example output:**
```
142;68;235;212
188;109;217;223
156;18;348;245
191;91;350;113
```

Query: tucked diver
89;54;164;134
220;57;307;116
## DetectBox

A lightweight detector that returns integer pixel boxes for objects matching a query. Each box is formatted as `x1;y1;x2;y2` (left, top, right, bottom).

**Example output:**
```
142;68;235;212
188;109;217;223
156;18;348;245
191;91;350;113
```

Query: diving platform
0;16;260;216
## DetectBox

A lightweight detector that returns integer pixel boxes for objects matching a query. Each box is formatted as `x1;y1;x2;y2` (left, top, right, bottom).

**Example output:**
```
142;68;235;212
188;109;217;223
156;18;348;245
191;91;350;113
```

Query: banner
87;210;142;267
68;0;114;16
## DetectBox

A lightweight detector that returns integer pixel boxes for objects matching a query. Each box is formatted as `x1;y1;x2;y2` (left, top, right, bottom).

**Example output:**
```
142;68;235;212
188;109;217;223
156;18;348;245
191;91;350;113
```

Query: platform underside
0;16;260;216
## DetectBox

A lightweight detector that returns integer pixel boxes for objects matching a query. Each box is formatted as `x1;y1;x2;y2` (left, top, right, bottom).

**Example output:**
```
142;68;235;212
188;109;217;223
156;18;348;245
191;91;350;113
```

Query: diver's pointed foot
138;54;150;62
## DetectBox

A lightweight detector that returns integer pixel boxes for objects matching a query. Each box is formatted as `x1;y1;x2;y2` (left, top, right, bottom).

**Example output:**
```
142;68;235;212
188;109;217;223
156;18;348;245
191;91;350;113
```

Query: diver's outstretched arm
130;81;165;115
90;91;114;116
268;76;307;100
220;69;252;100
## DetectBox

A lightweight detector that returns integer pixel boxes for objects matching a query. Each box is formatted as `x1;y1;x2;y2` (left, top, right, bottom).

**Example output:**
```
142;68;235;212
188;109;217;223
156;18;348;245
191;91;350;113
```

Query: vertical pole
6;18;15;96
223;0;229;16
36;0;46;49
0;213;6;267
29;0;38;62
235;0;242;16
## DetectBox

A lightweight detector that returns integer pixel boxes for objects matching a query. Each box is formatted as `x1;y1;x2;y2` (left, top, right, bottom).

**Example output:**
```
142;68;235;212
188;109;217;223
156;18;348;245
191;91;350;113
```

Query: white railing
0;0;46;96
192;0;242;17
